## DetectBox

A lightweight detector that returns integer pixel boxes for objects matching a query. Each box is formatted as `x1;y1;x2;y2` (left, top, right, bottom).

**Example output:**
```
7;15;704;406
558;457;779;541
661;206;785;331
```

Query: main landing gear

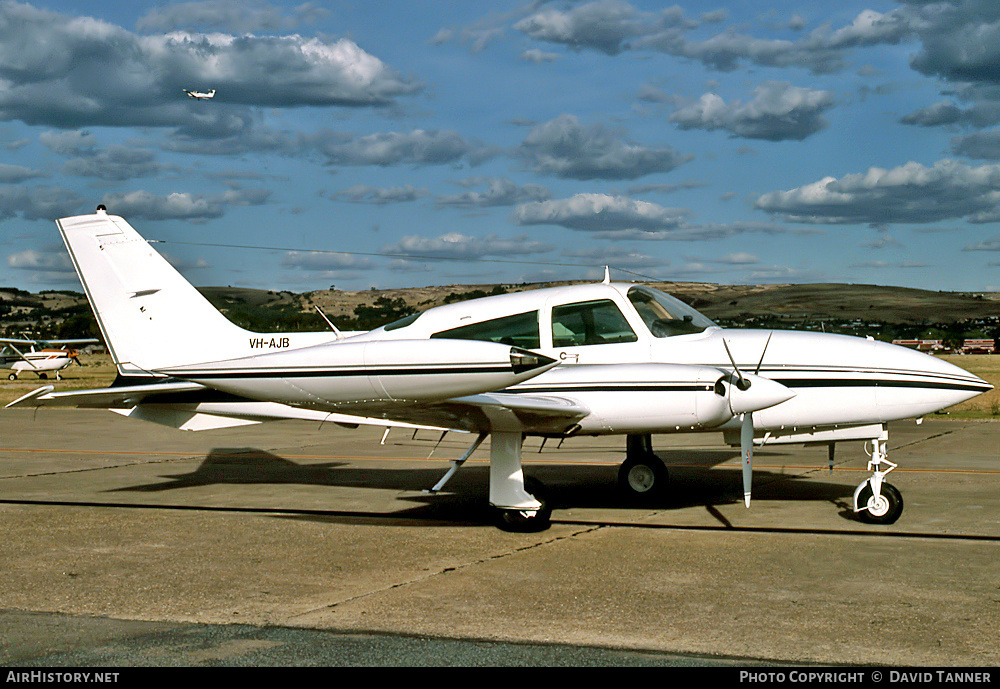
853;436;904;525
426;429;552;532
618;433;669;502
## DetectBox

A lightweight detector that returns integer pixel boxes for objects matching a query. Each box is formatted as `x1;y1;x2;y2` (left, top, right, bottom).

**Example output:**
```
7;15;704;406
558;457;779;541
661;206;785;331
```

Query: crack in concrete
290;523;608;618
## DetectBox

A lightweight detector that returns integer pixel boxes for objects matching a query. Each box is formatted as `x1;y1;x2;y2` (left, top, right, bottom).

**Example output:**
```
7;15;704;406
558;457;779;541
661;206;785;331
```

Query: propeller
722;333;778;509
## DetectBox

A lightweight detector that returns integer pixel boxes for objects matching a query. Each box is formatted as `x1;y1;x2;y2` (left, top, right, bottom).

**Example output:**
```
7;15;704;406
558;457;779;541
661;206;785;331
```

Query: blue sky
4;0;1000;293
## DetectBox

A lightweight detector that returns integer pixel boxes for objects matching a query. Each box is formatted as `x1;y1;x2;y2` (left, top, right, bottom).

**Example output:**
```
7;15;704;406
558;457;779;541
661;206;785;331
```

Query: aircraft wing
6;381;207;409
6;383;590;435
5;382;460;433
330;392;592;435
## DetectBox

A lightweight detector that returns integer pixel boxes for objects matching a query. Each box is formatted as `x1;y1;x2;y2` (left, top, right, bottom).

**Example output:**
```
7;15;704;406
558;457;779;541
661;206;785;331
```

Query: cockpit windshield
627;286;716;337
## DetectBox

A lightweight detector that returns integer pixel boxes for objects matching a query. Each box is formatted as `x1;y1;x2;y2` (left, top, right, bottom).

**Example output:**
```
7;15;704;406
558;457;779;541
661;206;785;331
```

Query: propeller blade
741;412;754;508
722;339;750;391
754;331;773;375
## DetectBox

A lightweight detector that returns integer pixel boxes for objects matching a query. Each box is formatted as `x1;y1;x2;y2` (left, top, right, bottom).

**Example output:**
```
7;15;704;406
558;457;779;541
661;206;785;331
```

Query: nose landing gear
853;437;904;525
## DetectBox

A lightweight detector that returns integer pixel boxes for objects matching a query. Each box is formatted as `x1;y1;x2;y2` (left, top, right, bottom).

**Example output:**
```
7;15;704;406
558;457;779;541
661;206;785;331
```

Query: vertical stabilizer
57;209;253;374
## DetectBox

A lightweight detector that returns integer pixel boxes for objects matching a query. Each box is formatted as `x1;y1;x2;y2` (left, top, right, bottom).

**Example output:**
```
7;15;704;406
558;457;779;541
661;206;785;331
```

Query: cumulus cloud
951;129;1000;160
670;82;834;141
561;246;666;270
98;188;270;221
518;115;691;180
963;237;1000;252
281;251;376;271
0;164;46;184
7;247;73;272
0;2;420;131
514;193;689;234
0;186;84;221
380;232;554;259
317;129;495;167
513;1;687;56
136;0;328;34
520;49;560;63
436;178;551;208
41;132;167;180
754;159;1000;225
908;1;1000;84
513;1;913;74
328;185;429;205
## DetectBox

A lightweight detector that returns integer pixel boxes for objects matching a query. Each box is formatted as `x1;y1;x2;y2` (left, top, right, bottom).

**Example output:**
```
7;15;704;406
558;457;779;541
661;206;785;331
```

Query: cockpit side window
551;299;638;347
627;286;715;337
430;310;540;349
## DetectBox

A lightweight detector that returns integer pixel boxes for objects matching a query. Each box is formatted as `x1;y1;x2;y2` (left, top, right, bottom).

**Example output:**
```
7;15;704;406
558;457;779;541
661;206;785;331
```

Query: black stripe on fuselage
773;378;992;393
509;377;988;395
512;384;716;393
164;365;515;380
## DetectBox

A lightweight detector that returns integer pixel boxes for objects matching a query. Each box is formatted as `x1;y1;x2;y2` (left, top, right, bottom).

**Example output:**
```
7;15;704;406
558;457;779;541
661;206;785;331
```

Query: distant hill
206;281;1000;325
3;282;998;342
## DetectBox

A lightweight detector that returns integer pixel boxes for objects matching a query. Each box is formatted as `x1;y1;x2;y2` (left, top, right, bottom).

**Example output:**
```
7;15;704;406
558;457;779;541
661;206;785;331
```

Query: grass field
1;353;997;418
0;353;116;407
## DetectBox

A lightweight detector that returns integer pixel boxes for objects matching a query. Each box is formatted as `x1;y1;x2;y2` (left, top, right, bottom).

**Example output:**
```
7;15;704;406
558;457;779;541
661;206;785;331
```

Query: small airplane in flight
9;209;991;531
183;89;216;100
1;337;97;380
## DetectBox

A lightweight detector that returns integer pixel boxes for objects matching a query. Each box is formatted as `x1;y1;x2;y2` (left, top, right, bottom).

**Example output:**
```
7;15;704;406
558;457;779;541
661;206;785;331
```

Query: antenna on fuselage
602;266;610;284
314;305;344;339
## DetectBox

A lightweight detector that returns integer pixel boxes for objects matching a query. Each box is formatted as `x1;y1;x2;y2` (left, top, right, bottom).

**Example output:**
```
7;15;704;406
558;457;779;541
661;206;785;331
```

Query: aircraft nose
872;340;993;418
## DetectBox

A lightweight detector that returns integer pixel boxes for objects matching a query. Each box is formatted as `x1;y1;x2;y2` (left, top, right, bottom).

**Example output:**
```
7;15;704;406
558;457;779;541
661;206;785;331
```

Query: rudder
57;208;253;374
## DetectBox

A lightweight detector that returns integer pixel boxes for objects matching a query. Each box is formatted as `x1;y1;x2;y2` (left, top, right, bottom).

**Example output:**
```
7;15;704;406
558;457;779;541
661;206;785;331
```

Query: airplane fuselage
352;282;990;438
1;348;75;374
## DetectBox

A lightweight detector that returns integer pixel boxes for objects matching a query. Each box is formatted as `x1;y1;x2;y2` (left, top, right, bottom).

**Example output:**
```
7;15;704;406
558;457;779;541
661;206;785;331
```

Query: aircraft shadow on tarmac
106;444;860;528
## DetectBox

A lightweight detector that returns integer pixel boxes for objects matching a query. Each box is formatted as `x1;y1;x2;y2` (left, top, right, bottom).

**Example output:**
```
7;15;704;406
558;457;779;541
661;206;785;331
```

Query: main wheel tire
495;477;551;532
618;454;669;502
857;482;904;525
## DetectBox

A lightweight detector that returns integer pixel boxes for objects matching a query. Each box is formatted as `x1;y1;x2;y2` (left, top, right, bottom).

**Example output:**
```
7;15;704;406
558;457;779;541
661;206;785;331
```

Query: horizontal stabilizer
5;381;207;409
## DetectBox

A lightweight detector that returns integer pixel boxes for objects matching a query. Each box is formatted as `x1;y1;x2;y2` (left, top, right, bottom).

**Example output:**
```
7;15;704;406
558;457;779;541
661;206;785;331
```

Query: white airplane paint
1;337;97;380
8;209;992;531
183;89;216;100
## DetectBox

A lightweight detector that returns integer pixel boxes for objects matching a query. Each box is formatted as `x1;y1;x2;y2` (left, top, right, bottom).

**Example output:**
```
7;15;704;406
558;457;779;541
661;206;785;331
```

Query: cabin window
551;299;637;347
383;313;421;331
431;310;541;349
627;286;715;337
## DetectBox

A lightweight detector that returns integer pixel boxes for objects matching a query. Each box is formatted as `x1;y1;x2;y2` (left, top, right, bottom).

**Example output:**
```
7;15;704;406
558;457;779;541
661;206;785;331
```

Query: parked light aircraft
8;209;992;531
183;89;216;100
1;337;97;380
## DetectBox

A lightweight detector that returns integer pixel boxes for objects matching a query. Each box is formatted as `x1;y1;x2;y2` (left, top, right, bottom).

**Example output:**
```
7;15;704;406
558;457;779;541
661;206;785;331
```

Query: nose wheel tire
856;482;904;525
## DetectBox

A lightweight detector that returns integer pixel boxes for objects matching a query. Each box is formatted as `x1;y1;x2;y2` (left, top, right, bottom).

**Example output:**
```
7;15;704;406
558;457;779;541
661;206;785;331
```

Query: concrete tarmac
1;408;998;666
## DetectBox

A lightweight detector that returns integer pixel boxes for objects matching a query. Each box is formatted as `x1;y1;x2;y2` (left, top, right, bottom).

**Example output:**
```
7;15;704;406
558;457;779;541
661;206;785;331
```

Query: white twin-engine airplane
1;337;97;380
8;208;992;531
183;89;216;100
